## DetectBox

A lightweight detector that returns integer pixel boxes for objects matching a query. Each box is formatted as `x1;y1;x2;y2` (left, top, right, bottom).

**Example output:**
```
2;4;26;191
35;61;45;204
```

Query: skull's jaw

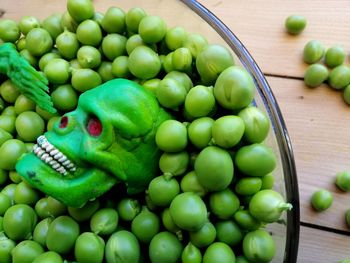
16;153;117;207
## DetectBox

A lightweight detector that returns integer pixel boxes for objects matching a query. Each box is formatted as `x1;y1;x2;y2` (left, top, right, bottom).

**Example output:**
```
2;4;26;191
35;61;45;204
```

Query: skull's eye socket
59;116;68;129
87;116;102;136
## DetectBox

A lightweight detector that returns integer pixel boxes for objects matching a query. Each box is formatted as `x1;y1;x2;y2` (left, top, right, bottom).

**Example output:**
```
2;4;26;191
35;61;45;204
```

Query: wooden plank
298;226;350;262
199;0;350;78
267;76;350;232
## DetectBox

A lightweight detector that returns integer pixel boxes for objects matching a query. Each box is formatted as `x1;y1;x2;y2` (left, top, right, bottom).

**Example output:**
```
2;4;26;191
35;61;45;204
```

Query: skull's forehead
78;78;161;139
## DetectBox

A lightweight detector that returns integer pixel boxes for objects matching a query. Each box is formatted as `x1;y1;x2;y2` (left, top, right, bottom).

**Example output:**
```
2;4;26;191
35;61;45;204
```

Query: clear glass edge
179;0;301;262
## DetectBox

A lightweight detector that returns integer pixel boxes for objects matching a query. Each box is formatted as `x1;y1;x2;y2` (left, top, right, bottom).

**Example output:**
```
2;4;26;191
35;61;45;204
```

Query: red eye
87;116;102;136
59;116;68;128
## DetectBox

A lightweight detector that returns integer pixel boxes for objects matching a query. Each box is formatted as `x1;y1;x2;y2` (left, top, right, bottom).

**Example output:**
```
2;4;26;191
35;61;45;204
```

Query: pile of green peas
0;0;293;262
302;39;350;104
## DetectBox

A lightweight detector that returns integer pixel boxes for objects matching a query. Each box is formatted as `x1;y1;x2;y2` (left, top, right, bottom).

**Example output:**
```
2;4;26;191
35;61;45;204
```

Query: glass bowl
1;0;299;262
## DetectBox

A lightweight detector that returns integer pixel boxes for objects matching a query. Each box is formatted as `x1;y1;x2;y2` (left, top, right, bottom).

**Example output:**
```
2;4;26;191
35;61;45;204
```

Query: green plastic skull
16;79;172;207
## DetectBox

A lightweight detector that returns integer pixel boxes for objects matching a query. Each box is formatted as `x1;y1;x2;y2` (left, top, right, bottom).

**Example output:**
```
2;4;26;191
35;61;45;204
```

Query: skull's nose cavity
59;116;68;129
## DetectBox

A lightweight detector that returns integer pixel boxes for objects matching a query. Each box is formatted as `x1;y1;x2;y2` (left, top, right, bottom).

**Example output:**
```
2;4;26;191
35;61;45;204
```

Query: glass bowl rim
180;1;300;262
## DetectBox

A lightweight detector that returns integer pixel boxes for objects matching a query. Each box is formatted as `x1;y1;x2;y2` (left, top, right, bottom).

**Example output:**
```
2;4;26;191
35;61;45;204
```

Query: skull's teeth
32;135;76;176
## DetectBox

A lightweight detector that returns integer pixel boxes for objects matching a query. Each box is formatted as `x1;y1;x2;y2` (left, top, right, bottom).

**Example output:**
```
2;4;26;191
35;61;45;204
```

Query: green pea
328;65;350;90
164;71;193;92
76;19;102;46
142;78;160;95
161;208;181;235
60;11;78;33
188;117;214;149
46;215;80;254
242;229;276;263
214;66;255;110
42;13;63;40
0;115;16;134
311;189;333;211
0;139;27;170
33;217;53;247
0;19;21;42
343;84;350;105
159;151;189;177
303;63;329;88
180;170;207;197
0;79;20;104
11;240;44;263
14;94;36;115
0;128;13;147
90;208;119;235
38;52;62;72
194;146;234;191
35;105;58;122
215;220;243;246
0;193;11;216
335;171;350;192
128;46;161;80
1;183;17;205
235;143;276;177
233;209;261;231
67;0;94;23
126;34;148;55
20;49;39;67
261;173;275;190
209;188;240;219
101;33;127;61
116;198;140;222
303;40;325;64
235;177;262;196
325;45;346;68
139;15;167;44
77;46;101;68
74;232;105;263
238;106;269;143
0;232;16;263
105;230;141;263
196;44;235;84
71;68;102;92
51;84;78;112
249;189;292;223
189;221;216;248
97;61;114;82
2;106;17;117
3;204;37;240
182;242;202;263
131;206;160;243
285;15;307;35
155;120;188;152
147;175;180;207
18;16;41;35
165;26;187;51
101;7;126;34
14;181;40;205
345;209;350;227
112;56;131;78
26;28;53;56
149;231;182;263
125;7;147;33
203;242;236;263
32;251;63;263
15;111;45;142
56;30;80;60
212;115;245;148
44;58;71;84
172;47;192;72
156;77;187;110
236;255;251;263
68;199;100;222
183;33;208;58
170;192;207;231
16;37;26;51
185;85;215;118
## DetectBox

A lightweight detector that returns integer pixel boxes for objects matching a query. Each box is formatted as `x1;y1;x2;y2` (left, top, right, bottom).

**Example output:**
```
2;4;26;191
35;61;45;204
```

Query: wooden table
2;0;350;262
